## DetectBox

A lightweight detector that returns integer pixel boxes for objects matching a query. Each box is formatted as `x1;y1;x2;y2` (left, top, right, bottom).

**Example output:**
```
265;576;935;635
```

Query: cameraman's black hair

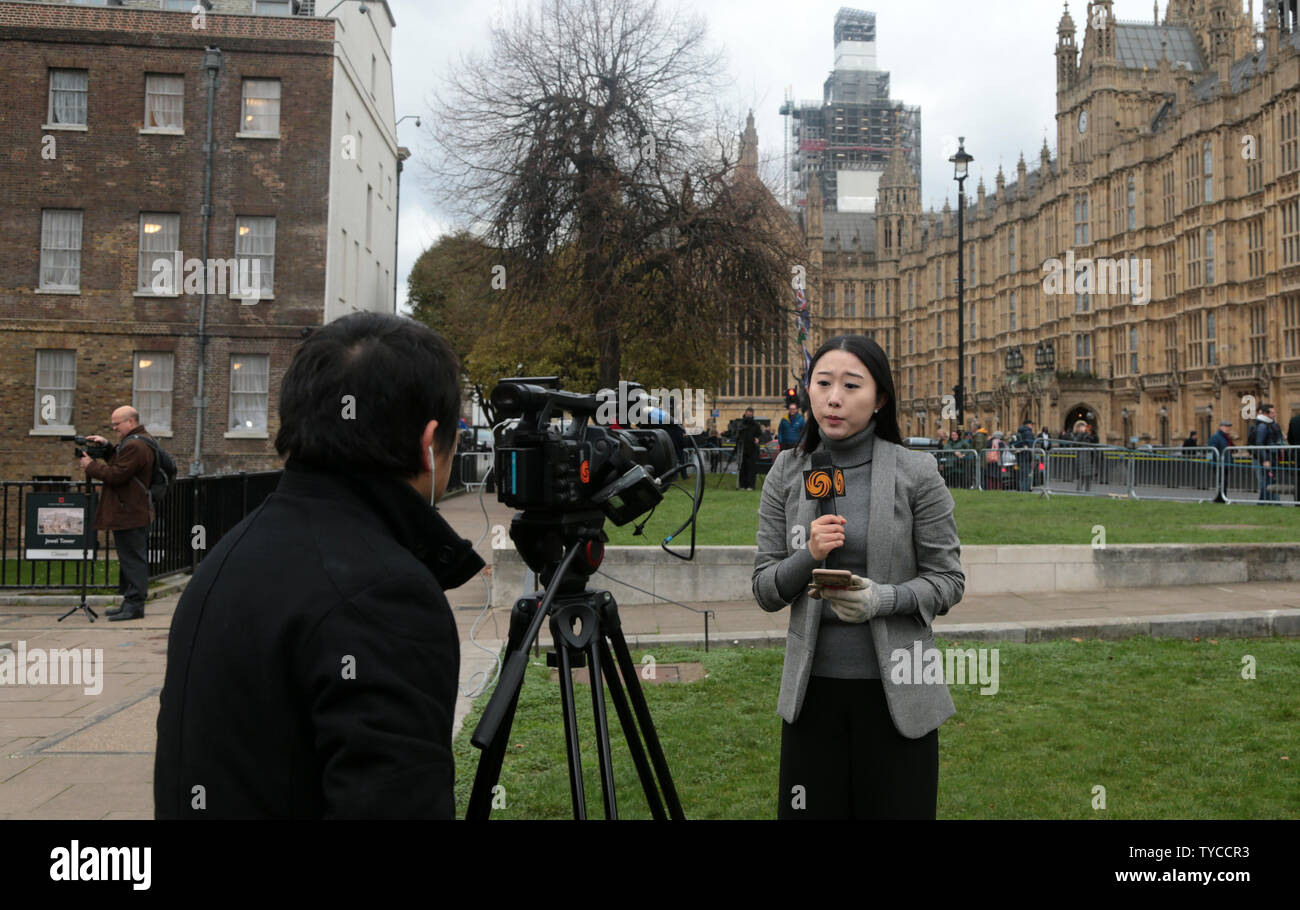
798;333;903;454
275;312;460;476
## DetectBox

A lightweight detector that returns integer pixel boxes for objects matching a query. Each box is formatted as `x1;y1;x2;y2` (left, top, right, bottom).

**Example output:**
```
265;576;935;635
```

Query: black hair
275;312;461;476
798;333;903;454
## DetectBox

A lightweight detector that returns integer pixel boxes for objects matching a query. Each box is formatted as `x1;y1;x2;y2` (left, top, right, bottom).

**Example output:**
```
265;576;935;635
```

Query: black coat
1289;414;1300;447
736;417;762;460
154;462;484;819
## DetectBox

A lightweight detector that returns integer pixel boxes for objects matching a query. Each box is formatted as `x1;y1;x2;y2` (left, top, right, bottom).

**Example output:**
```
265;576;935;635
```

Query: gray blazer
752;437;965;738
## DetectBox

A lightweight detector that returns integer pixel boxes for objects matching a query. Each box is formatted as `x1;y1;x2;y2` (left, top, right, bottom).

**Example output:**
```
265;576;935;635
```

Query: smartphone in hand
811;568;853;588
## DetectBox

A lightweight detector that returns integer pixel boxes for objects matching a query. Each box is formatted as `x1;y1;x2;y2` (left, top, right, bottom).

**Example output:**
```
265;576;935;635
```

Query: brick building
0;0;401;481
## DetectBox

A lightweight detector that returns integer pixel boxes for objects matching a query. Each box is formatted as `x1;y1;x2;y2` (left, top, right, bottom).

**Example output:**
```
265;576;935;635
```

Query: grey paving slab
35;782;154;819
0;774;75;813
0;754;46;784
44;694;160;754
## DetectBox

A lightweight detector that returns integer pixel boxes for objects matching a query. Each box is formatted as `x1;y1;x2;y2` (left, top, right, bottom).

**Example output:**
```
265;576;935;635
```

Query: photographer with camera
78;406;155;622
155;313;484;818
736;407;762;491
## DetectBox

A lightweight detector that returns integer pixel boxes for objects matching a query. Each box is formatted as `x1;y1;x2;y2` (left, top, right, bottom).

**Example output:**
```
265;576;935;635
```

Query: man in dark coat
1208;420;1235;503
1289;412;1300;502
80;406;155;621
1016;420;1035;447
1208;420;1235;456
735;407;762;490
1014;420;1036;491
1251;404;1286;502
154;313;483;819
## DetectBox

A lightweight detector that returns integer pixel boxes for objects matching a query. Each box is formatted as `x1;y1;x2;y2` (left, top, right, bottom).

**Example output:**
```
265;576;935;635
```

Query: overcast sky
389;0;1258;311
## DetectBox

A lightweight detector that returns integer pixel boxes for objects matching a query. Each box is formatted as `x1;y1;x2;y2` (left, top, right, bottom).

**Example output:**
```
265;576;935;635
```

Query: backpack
127;435;178;505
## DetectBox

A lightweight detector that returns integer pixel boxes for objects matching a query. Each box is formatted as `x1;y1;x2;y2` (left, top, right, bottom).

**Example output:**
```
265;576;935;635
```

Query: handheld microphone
805;451;847;568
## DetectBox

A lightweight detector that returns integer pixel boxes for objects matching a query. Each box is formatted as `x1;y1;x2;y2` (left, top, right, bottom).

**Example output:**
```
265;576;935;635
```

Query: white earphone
428;445;437;505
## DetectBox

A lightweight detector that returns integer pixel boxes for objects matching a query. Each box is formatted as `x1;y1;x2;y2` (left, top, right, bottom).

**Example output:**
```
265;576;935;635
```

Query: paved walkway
1;484;1296;819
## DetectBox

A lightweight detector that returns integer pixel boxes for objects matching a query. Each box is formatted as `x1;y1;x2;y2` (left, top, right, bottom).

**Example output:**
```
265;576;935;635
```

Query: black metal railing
1;471;282;591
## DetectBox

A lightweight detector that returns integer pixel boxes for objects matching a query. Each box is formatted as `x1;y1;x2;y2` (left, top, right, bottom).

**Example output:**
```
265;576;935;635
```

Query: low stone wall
489;543;1300;608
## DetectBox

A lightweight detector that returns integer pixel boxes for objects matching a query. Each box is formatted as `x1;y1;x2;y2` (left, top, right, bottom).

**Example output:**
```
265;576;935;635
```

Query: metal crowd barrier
933;445;1047;492
933;441;1300;505
457;451;495;493
1221;445;1300;505
1042;442;1130;498
1128;446;1221;502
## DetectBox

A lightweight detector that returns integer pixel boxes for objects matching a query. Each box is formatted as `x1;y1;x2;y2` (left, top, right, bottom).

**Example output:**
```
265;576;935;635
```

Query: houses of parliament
722;0;1300;447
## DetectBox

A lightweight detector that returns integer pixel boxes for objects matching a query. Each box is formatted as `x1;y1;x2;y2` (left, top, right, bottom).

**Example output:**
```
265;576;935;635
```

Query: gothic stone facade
791;0;1300;446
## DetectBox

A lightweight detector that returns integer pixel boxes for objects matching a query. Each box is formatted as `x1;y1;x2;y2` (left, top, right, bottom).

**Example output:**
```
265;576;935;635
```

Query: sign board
25;492;92;560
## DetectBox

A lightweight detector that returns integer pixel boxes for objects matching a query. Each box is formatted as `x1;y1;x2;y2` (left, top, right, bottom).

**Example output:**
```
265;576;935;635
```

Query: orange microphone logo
580;460;591;483
833;469;845;496
803;469;832;499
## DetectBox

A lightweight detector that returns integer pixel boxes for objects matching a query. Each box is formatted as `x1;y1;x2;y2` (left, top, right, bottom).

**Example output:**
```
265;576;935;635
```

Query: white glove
808;573;881;624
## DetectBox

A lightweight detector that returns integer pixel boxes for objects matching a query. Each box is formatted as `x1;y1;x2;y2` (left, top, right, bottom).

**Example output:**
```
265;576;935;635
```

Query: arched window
1203;140;1213;203
1127;175;1137;230
1204;229;1215;283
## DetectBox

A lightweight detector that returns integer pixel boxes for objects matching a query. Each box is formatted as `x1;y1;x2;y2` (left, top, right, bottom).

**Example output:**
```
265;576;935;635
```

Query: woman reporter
752;334;965;819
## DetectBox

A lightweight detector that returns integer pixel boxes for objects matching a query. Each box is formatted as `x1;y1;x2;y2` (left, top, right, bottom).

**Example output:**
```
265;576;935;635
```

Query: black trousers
113;525;149;609
738;455;757;489
778;676;938;819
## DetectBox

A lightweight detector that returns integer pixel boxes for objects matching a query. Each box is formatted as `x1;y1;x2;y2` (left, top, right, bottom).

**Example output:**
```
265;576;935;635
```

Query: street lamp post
1005;345;1024;429
950;138;973;432
1034;340;1055;428
393;115;420;312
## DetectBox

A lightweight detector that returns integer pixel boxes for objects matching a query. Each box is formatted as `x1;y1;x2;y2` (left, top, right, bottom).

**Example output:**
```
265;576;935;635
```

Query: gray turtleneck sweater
766;418;919;679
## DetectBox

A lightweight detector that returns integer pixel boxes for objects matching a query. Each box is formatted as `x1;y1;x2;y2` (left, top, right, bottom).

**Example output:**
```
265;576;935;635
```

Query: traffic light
785;387;798;407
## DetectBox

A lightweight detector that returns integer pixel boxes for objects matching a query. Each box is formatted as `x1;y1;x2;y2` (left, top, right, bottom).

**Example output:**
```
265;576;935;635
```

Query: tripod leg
585;637;619;819
597;637;668;820
554;639;587;819
467;597;536;820
601;598;686;819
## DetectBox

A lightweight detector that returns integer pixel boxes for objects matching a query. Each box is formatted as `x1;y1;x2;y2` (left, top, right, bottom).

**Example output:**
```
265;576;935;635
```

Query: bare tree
428;0;804;390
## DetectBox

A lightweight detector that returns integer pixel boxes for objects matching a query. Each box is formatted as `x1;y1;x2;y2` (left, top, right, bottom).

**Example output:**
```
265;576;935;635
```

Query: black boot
109;604;144;622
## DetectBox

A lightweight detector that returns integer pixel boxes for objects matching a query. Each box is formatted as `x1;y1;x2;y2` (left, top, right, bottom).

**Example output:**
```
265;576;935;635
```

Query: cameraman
79;406;155;622
155;313;483;819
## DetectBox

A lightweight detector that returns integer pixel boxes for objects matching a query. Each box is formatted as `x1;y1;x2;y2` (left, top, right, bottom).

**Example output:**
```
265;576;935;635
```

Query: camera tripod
466;509;685;820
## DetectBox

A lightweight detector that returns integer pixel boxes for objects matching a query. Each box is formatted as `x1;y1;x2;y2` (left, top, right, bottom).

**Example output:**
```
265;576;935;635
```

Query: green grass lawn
453;638;1298;819
599;475;1300;546
1;558;119;589
1;559;175;594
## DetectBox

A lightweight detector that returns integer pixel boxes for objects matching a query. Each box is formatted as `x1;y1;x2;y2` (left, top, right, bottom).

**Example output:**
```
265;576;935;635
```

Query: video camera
490;377;680;526
61;435;112;460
